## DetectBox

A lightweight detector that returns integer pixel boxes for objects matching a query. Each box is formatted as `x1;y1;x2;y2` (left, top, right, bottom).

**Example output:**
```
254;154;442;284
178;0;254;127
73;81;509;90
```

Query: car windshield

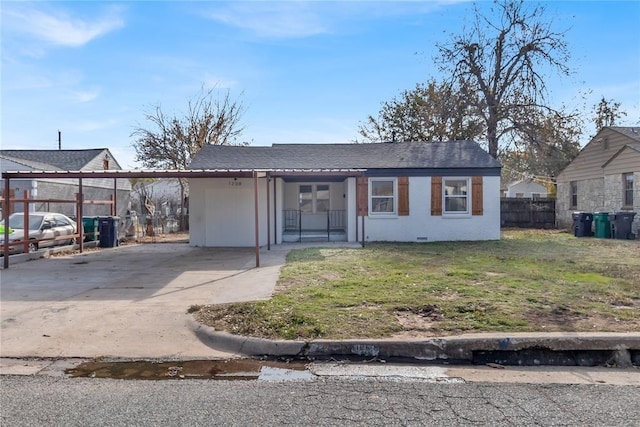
2;214;45;230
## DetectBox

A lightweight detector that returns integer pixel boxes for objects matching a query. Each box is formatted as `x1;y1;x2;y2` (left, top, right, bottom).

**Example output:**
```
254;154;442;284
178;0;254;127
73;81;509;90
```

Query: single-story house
504;179;548;199
556;126;640;234
187;140;502;247
0;148;131;218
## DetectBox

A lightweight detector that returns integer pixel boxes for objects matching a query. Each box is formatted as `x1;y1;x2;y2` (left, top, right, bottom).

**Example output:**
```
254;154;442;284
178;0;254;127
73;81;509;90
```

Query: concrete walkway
0;243;305;359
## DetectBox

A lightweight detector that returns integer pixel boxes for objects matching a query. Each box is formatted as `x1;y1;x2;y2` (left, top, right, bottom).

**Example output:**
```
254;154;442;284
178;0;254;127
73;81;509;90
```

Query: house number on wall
229;181;242;187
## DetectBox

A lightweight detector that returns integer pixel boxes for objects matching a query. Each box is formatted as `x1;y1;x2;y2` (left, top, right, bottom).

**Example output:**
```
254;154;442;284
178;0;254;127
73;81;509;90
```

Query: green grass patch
194;230;640;339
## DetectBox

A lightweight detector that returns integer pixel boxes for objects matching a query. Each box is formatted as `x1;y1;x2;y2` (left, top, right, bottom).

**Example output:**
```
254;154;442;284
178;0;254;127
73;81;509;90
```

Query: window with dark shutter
398;177;409;216
431;176;442;216
357;177;368;216
472;176;483;216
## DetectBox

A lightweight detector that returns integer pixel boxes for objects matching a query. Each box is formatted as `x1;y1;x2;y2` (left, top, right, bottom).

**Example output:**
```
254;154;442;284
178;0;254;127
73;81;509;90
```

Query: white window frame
298;184;331;213
570;181;578;209
623;173;634;208
369;178;397;216
443;177;470;216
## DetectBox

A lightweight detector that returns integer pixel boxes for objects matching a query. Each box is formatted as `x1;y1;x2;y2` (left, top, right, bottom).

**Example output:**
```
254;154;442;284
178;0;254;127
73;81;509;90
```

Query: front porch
282;209;347;242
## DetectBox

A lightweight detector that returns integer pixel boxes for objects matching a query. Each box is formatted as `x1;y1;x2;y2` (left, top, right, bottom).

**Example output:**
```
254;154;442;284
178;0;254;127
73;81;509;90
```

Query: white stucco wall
189;177;268;247
190;175;500;247
362;176;500;242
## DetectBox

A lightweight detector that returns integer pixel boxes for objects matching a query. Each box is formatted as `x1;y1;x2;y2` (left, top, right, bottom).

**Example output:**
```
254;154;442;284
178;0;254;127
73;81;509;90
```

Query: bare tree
592;96;627;132
436;0;572;158
131;85;246;230
132;85;246;169
356;80;484;143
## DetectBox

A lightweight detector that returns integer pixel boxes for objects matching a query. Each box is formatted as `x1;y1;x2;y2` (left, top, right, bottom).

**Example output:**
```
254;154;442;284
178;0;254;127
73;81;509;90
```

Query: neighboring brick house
556;127;640;235
0;149;131;218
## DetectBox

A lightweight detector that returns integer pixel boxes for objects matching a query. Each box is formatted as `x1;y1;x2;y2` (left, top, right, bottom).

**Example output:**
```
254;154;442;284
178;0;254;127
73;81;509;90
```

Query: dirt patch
390;310;640;339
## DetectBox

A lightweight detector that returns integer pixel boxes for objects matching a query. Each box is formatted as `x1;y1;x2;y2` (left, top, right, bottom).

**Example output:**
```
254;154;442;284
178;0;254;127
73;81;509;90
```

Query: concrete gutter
189;319;640;366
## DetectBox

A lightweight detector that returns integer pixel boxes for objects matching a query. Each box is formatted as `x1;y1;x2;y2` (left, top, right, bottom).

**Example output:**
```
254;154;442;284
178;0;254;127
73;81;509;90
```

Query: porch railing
283;209;345;241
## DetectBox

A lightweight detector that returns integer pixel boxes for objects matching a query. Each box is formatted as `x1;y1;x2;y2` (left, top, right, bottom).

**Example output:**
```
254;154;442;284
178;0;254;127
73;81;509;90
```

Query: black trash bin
572;212;593;237
98;216;120;247
609;212;637;240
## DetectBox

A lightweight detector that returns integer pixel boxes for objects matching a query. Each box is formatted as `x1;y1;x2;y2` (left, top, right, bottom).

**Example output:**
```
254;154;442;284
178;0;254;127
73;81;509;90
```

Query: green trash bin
593;212;610;238
82;216;99;242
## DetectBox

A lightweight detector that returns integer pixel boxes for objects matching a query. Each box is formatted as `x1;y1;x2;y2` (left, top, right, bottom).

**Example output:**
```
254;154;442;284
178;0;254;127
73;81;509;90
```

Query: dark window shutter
357;177;368;216
431;176;442;216
472;176;483;215
398;177;409;216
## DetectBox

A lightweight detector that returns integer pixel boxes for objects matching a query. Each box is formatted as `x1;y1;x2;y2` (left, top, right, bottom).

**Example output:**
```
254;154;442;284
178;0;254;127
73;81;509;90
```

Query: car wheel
28;241;38;253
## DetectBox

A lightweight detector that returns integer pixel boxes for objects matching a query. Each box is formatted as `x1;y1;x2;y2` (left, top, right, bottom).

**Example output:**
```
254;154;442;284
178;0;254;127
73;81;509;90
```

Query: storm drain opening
66;359;314;381
472;349;633;367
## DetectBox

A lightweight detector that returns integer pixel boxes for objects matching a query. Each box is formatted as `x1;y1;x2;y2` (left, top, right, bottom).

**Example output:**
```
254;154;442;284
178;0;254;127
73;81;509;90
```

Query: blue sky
2;1;639;169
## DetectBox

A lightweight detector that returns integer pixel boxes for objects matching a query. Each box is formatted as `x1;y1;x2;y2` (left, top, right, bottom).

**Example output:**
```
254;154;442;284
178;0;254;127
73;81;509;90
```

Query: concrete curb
1;242;100;268
188;318;640;365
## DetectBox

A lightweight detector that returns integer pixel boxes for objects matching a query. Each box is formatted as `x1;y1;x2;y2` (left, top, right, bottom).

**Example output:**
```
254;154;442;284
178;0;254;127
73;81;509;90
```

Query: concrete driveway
0;243;288;359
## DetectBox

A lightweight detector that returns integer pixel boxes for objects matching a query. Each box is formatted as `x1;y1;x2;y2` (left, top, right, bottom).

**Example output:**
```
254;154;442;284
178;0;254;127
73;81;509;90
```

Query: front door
299;184;330;229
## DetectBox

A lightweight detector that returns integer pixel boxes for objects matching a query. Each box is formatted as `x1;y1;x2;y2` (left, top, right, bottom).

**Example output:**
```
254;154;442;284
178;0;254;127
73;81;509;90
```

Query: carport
2;169;264;269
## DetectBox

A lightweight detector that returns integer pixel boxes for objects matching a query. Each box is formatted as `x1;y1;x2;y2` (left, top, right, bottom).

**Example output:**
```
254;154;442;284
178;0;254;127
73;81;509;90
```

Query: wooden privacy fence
501;197;556;228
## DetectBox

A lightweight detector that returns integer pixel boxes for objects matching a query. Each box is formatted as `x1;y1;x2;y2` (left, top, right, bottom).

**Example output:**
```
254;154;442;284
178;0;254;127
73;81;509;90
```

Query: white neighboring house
0;148;131;218
505;180;548;199
187;141;502;247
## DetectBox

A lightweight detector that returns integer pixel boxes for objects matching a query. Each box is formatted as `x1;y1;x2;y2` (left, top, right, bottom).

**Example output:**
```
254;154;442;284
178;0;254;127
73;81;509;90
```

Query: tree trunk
487;115;499;159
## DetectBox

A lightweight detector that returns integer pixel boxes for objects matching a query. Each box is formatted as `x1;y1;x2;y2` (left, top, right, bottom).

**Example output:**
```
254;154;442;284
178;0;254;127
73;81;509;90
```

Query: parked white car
0;212;77;254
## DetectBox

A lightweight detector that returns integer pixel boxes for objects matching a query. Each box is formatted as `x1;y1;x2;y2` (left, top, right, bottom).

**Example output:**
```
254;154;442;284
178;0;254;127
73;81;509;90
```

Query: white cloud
202;1;469;39
71;88;101;103
71;118;118;133
3;4;125;48
204;2;330;38
202;74;238;90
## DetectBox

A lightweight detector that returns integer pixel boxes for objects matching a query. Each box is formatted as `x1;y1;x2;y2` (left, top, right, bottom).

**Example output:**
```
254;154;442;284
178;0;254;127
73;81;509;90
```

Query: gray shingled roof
189;141;500;170
609;127;640;143
0;149;107;171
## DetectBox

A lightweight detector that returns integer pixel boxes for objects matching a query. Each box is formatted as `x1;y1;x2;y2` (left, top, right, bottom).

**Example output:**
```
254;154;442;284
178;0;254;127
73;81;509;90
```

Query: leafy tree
435;0;572;158
356;80;484;143
131;85;246;230
592;96;627;131
501;107;582;183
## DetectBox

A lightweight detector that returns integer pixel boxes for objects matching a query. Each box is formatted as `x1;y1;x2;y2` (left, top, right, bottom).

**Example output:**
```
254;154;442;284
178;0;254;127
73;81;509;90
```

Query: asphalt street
2;375;639;426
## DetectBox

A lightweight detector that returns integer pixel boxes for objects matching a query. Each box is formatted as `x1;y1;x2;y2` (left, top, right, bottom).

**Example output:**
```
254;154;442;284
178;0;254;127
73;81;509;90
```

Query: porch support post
79;178;84;253
273;178;277;245
3;176;10;269
361;215;365;248
355;176;358;242
253;171;260;267
22;191;29;254
113;178;117;216
266;172;271;251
